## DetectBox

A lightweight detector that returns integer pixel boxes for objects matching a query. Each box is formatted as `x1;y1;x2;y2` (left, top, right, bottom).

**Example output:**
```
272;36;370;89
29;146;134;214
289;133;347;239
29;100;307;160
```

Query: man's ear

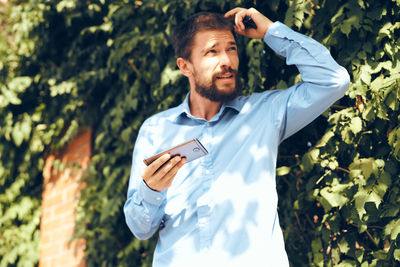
177;57;193;77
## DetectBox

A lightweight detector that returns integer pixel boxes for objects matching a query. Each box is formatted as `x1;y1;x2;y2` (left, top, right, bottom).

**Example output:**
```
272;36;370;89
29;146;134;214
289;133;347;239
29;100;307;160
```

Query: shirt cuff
138;179;165;206
263;21;326;63
263;21;292;51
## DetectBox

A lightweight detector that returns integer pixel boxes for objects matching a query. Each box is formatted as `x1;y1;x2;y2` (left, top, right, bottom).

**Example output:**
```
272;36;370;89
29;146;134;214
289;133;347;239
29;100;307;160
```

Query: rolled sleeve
138;179;166;206
263;21;350;141
264;22;328;63
124;122;167;240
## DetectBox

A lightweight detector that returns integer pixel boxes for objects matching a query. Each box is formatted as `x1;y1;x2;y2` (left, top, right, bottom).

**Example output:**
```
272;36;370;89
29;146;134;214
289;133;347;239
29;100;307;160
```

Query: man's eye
206;49;216;55
228;46;237;51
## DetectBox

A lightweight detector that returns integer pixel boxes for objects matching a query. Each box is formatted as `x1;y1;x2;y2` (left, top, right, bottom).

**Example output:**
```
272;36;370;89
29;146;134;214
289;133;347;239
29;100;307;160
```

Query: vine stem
336;166;350;173
331;104;348;109
365;229;379;248
348;222;380;248
294;211;304;231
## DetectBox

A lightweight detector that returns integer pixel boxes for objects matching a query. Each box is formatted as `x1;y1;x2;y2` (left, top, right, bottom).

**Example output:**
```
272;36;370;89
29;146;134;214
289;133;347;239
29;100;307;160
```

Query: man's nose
219;52;233;68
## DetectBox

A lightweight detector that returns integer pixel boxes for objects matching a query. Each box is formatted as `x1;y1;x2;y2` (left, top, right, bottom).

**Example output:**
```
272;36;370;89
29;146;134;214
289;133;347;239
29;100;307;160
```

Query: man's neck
189;89;222;121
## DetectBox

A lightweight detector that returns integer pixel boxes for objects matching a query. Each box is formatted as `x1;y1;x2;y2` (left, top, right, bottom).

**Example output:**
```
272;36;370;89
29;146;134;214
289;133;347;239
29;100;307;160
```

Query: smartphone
143;138;208;166
243;15;257;29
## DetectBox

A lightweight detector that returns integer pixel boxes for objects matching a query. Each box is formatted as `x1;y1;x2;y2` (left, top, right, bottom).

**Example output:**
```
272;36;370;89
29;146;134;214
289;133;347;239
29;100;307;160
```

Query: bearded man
124;7;349;267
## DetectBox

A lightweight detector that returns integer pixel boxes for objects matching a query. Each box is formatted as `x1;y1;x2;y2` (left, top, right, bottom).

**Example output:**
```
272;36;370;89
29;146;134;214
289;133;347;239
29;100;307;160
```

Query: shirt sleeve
123;121;166;240
263;21;350;142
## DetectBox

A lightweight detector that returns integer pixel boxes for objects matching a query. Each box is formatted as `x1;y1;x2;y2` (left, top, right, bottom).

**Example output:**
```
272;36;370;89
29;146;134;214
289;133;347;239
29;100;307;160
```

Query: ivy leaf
372;250;388;261
160;63;182;88
11;114;32;147
276;166;291;176
338;238;350;254
360;65;372;85
354;189;368;219
349;158;378;179
315;131;335;147
340;23;352;37
381;203;399;218
301;148;319;172
311;238;323;253
50;80;77;97
349;117;363;135
367;190;382;210
8;77;32;93
319;187;348;210
336;260;357;267
394;249;400;262
342;11;362;34
388;127;400;160
356;249;364;263
384;218;400;240
1;85;22;105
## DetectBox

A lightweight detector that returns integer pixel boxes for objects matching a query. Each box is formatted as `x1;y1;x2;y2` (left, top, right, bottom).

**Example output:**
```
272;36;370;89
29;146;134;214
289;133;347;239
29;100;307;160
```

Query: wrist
139;179;165;205
264;20;274;35
142;178;159;192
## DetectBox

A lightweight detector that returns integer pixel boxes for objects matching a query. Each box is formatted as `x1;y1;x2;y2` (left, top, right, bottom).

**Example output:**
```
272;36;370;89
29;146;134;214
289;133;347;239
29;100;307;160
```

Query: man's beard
194;67;242;102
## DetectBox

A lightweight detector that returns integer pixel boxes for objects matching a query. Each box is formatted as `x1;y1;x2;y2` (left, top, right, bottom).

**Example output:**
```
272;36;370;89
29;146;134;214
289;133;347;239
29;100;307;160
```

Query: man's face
189;30;241;102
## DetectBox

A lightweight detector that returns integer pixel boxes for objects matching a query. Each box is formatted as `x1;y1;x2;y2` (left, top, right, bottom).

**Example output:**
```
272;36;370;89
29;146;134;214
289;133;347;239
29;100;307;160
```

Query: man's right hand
142;154;187;191
224;7;274;39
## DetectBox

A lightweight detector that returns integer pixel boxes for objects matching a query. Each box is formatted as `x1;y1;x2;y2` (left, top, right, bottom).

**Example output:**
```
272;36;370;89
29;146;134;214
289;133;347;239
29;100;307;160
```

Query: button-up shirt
124;21;350;266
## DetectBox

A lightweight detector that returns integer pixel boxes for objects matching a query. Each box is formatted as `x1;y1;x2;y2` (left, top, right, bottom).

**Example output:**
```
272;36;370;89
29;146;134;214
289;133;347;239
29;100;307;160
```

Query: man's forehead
193;29;236;47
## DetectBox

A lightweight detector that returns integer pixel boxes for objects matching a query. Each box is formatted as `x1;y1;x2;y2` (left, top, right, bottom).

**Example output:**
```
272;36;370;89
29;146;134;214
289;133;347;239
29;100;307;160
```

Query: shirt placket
197;121;214;249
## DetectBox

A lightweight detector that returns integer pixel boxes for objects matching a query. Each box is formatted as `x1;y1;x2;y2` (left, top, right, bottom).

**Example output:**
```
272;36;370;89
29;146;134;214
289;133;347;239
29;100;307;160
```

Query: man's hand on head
224;7;274;39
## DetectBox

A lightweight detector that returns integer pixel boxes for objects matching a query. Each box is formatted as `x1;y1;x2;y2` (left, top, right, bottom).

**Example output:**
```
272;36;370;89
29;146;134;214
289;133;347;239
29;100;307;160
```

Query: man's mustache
213;67;238;78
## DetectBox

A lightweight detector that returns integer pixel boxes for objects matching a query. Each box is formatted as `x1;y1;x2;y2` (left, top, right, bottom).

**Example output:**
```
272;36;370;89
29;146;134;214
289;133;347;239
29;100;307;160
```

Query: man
124;7;349;266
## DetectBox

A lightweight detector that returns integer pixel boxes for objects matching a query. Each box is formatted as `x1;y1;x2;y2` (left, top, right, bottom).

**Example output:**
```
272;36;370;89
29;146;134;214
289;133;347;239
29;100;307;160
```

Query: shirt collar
173;92;245;123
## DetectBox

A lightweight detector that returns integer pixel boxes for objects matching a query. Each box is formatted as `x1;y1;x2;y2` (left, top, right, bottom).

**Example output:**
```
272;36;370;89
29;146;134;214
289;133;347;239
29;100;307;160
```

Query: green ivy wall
0;0;399;266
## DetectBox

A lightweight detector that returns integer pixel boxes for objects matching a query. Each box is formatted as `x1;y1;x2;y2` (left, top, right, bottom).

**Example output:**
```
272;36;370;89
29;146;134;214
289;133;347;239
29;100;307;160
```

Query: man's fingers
225;7;273;39
142;155;187;191
235;12;246;32
166;157;187;179
224;8;246;31
154;156;182;179
224;7;244;19
143;153;171;178
160;157;187;188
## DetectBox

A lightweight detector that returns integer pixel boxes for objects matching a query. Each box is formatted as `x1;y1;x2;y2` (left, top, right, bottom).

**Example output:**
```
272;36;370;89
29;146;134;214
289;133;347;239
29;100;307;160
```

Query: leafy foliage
277;1;400;266
0;0;399;266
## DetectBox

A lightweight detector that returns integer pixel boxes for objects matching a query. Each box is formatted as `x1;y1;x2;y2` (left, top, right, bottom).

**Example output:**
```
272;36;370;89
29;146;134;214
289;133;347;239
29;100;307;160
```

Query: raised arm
225;7;350;141
264;21;350;141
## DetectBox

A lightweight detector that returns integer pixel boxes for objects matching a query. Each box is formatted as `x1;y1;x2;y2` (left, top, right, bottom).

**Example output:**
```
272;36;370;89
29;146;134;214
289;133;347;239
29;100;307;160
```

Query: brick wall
39;130;91;267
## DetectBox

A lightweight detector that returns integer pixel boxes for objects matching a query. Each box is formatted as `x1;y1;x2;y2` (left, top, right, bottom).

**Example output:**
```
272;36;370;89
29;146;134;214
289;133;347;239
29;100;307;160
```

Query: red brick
64;184;80;201
38;259;51;267
61;131;92;163
39;129;91;266
42;192;64;209
41;242;63;258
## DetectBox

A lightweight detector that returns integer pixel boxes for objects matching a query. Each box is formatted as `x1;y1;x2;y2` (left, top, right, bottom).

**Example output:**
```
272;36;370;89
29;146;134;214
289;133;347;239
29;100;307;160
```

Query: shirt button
205;169;210;175
274;30;280;35
146;218;150;222
300;41;304;44
156;196;161;201
206;123;211;127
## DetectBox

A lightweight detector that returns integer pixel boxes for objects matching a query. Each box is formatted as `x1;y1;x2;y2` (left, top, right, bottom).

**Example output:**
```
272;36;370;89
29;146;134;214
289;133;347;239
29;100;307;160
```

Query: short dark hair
172;12;235;60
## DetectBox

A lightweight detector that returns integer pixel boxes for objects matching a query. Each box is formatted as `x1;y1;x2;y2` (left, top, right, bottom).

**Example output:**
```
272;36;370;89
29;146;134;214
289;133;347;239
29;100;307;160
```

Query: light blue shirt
124;21;350;267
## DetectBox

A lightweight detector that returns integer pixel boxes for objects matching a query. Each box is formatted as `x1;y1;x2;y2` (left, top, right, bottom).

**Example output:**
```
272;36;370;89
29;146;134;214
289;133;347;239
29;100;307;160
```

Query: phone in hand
243;15;257;29
143;138;208;166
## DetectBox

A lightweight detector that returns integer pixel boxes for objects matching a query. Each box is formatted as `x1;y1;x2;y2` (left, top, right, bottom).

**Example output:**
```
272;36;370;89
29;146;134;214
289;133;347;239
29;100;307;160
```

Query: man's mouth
216;73;234;79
